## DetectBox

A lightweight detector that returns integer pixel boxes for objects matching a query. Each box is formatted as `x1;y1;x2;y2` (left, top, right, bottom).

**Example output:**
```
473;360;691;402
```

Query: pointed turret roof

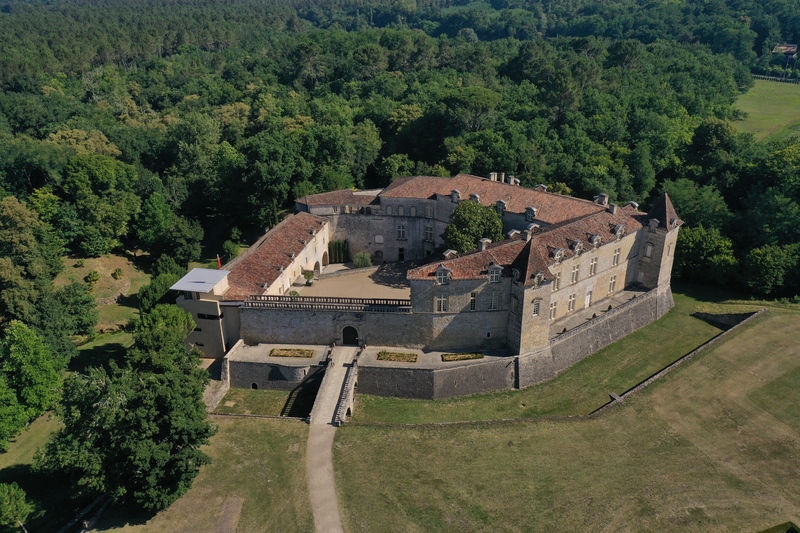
647;193;681;229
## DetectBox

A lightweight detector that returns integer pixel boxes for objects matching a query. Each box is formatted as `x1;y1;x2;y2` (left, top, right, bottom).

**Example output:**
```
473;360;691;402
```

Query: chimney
507;229;520;239
478;238;491;251
536;184;548;191
499;172;506;183
510;176;520;185
594;193;609;205
523;229;533;242
625;201;639;210
609;204;618;215
489;172;498;181
443;249;458;259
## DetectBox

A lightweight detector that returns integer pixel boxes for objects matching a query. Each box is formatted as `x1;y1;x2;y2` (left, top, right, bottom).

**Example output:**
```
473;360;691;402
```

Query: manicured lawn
94;418;312;532
335;308;800;532
734;80;800;140
214;388;293;416
353;287;727;423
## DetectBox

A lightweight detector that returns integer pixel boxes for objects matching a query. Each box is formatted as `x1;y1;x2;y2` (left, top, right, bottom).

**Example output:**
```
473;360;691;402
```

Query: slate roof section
223;212;328;301
647;192;682;229
408;205;646;286
296;189;380;207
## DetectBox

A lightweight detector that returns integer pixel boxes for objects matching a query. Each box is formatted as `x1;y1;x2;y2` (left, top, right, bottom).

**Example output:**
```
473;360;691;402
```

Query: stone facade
173;173;682;397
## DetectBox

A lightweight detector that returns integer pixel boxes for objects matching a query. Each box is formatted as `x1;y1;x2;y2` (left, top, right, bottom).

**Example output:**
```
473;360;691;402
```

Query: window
571;265;579;284
469;292;477;311
425;205;433;218
552;272;561;291
410;207;416;217
554;249;564;263
184;291;193;300
425;226;433;241
397;225;406;240
374;235;384;244
436;295;449;313
609;275;617;293
489;268;501;283
667;243;673;257
385;206;392;215
549;302;557;320
525;207;537;222
589;257;598;276
488;291;499;310
333;206;340;214
436;269;449;285
568;294;576;312
532;299;541;316
510;296;518;314
612;248;621;266
644;243;654;258
398;206;404;216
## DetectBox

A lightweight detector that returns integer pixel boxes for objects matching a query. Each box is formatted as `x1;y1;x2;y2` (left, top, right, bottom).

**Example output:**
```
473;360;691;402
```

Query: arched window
385;206;392;215
409;207;416;217
398;206;404;216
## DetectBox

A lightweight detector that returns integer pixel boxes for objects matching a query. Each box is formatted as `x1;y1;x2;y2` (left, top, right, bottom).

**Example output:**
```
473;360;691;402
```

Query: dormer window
573;240;583;255
553;248;565;263
590;234;602;249
436;266;451;285
525;206;537;222
614;224;625;240
496;200;507;215
512;268;521;282
488;264;502;283
533;272;545;287
450;190;460;203
470;193;480;203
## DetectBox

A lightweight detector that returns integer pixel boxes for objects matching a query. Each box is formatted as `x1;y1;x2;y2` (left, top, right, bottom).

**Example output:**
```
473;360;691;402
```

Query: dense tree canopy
35;305;213;511
443;200;503;253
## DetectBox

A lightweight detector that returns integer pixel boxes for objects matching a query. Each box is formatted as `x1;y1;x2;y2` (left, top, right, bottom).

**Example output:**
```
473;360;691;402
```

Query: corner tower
636;193;682;316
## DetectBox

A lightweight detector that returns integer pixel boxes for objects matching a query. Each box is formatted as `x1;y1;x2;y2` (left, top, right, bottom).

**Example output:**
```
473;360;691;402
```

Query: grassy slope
56;254;151;331
734;80;800;141
214;388;293;416
354;287;726;423
335;308;800;532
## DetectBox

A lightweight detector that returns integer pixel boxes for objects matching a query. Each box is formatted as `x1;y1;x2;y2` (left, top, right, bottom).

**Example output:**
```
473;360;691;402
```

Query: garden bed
269;348;314;358
377;350;418;363
441;352;484;362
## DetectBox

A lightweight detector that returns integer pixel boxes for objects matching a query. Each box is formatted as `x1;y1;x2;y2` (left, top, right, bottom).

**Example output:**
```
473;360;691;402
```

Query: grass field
335;308;800;532
734;80;800;141
353;287;728;424
214;388;293;416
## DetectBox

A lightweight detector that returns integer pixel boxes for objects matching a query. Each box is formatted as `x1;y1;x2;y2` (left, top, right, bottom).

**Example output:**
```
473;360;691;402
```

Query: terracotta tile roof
407;239;528;281
223;212;328;300
647;192;682;229
379;175;453;199
296;189;380;207
408;205;646;286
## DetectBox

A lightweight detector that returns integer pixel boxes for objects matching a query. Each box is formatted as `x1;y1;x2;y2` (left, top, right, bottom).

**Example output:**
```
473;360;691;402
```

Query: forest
1;0;800;519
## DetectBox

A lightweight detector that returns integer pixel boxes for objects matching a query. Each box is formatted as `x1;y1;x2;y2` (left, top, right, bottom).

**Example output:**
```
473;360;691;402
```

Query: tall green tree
442;201;504;253
36;306;213;512
0;482;32;532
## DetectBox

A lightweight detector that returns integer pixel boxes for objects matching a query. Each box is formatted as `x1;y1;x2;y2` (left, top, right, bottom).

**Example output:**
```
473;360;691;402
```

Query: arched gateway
342;326;359;346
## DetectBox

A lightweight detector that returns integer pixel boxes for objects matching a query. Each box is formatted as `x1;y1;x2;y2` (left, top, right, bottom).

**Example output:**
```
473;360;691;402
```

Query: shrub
75;258;85;268
353;251;372;268
441;352;484;362
377;350;418;363
112;267;124;280
84;270;100;285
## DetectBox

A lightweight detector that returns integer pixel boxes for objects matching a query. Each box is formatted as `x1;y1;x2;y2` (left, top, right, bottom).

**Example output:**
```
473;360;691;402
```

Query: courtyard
296;262;412;299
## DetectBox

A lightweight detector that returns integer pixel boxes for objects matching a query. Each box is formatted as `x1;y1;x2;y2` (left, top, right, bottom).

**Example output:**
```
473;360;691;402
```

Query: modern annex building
172;173;682;397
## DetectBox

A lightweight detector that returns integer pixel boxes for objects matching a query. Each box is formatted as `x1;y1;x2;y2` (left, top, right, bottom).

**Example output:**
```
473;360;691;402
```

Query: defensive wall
353;286;673;399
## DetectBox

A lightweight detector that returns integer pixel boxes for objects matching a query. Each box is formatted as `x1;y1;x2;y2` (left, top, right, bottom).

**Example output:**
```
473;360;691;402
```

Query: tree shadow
69;342;129;374
116;292;141;310
369;264;411;290
91;500;154;530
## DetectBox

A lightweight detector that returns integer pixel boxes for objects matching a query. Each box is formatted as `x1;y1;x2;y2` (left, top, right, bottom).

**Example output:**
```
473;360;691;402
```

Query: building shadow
369;264;411;290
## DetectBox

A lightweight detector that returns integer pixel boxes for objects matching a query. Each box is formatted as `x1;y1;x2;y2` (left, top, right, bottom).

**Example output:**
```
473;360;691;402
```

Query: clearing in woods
734;79;800;141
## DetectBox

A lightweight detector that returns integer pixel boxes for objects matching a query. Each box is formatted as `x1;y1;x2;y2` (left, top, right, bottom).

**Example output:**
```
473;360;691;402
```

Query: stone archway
342;326;359;346
314;261;321;277
322;251;329;266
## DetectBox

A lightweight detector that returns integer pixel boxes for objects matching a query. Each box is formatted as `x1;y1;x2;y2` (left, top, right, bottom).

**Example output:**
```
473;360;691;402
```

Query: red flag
217;254;222;269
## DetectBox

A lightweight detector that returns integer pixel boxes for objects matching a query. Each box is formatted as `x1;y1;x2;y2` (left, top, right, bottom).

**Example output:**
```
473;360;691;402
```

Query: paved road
307;347;357;533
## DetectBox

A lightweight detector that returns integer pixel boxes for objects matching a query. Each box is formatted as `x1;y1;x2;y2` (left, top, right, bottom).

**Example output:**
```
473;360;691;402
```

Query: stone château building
172;173;681;397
